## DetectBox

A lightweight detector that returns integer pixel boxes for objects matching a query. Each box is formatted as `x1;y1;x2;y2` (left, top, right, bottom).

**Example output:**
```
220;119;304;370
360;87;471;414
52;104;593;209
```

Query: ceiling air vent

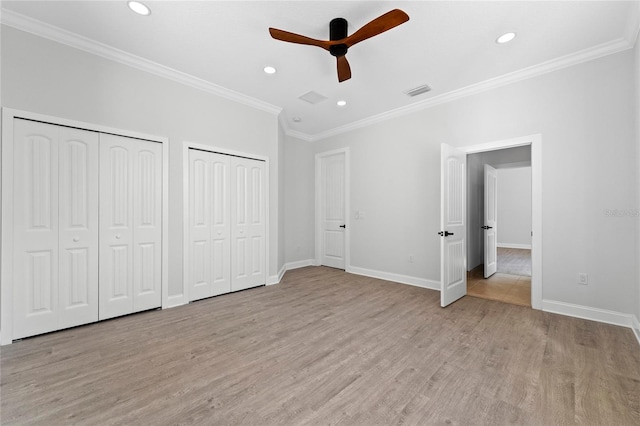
405;84;432;97
298;91;328;104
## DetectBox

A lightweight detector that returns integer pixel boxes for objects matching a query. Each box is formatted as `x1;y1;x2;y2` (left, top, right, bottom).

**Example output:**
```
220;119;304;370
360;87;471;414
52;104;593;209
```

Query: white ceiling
2;1;639;140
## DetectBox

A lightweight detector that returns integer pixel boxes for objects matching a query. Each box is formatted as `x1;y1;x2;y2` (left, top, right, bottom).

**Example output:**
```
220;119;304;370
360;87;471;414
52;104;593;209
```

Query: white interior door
319;152;346;269
484;164;498;278
188;149;231;301
440;143;467;307
13;120;61;338
230;157;266;291
100;134;162;319
58;126;100;328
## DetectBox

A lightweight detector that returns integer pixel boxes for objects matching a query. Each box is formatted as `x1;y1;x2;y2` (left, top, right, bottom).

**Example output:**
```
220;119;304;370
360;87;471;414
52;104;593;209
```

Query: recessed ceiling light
263;66;277;74
128;1;151;16
337;100;347;107
292;117;302;122
496;32;516;44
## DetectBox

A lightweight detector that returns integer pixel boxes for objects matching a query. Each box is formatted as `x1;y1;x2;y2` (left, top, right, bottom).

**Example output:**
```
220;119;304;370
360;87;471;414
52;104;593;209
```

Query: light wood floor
468;248;532;306
468;266;532;307
2;266;639;425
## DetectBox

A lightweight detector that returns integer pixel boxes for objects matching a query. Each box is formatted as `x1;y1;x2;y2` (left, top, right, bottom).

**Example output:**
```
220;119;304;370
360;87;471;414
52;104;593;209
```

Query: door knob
73;236;80;242
115;234;121;239
339;224;346;228
438;231;454;237
481;226;493;230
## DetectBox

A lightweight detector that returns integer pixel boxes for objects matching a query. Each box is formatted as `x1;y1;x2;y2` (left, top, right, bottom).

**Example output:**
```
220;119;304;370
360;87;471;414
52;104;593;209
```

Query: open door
483;164;498;278
440;144;467;307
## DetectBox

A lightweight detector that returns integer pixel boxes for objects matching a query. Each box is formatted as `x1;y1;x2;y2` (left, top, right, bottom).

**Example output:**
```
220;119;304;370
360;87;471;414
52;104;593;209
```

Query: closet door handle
115;234;122;239
73;236;80;242
481;226;493;230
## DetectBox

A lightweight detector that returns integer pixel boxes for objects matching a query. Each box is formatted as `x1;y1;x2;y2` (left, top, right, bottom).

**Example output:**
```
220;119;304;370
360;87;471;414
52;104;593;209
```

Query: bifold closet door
13;119;99;339
188;150;231;301
99;134;162;320
230;157;266;292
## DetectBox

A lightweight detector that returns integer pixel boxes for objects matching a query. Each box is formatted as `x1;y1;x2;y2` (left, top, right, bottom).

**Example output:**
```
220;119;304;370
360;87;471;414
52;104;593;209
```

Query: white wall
497;167;532;248
292;47;638;315
1;26;282;300
284;134;315;265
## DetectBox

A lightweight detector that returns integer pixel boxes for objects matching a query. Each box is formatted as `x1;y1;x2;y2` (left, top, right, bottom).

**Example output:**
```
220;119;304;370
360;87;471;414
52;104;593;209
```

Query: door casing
458;134;542;310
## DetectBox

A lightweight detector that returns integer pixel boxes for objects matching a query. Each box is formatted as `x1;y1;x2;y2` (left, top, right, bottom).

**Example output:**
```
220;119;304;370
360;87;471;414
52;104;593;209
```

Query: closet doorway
183;144;268;303
1;109;169;345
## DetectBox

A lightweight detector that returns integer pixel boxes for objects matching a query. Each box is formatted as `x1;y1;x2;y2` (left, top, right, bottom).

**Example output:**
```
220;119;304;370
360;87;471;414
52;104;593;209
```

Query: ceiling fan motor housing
329;18;349;57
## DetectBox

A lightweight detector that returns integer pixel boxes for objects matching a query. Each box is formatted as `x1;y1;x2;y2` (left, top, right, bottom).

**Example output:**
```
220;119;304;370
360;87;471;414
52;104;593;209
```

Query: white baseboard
497;243;532;249
542;299;636;329
632;315;640;346
347;266;440;291
164;294;187;309
267;264;286;286
284;259;316;271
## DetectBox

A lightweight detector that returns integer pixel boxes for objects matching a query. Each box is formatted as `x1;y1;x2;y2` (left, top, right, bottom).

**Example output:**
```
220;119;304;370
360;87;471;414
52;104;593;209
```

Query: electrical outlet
578;273;588;285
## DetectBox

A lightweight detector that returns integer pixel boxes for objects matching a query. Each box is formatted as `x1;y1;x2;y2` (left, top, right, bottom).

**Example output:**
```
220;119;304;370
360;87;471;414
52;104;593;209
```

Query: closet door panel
13;120;60;338
99;134;134;320
132;141;162;311
188;150;213;301
230;157;265;292
209;154;231;296
58;127;99;328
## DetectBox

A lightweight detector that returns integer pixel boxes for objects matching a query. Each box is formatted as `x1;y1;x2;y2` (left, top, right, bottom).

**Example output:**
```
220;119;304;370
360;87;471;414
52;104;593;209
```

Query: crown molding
1;9;282;116
295;36;635;142
2;7;636;143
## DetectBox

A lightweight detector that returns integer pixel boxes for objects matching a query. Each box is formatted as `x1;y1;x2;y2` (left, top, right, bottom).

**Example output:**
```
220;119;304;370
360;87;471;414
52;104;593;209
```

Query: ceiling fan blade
269;28;331;50
344;9;409;47
337;55;351;82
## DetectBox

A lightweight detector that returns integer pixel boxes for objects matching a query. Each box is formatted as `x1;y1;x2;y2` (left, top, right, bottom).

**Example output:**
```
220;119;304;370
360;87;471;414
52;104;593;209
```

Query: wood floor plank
1;266;639;425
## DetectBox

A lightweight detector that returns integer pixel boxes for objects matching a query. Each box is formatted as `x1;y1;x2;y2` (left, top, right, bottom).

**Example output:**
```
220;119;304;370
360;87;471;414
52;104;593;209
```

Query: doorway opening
465;146;532;306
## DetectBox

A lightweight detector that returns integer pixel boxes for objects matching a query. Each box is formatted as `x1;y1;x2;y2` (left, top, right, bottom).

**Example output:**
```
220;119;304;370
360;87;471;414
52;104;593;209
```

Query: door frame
1;107;170;345
181;141;270;304
314;148;350;269
458;134;542;309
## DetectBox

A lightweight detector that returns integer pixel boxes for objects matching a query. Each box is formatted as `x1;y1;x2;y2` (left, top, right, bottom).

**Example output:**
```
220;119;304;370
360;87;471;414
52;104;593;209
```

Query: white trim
267;264;286;286
292;39;634;142
165;294;187;309
285;259;316;271
348;266;440;292
542;300;637;330
1;108;170;345
315;148;350;270
497;243;532;250
458;134;543;310
1;10;282;116
182;141;271;303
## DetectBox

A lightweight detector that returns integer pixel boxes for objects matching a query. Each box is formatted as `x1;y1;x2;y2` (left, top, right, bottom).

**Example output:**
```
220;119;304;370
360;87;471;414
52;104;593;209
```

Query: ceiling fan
269;9;410;83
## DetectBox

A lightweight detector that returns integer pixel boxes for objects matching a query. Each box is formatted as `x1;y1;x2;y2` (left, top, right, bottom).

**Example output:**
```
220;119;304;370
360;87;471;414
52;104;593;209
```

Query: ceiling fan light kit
269;9;410;83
